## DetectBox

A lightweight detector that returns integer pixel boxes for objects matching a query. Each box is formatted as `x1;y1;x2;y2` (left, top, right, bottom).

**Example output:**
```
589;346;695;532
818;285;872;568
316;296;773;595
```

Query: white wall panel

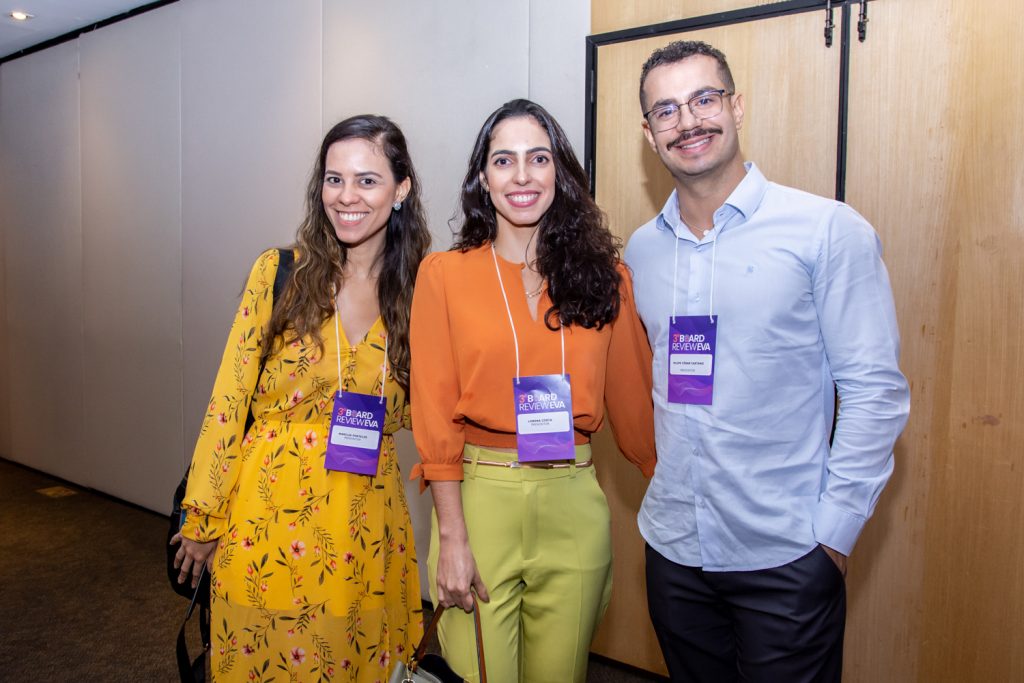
529;0;590;156
179;0;322;469
0;43;85;480
323;0;531;249
79;5;181;510
0;66;8;461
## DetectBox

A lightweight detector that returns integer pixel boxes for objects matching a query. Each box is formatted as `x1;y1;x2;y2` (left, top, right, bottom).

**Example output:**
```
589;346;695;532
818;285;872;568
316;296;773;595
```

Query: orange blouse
409;244;656;484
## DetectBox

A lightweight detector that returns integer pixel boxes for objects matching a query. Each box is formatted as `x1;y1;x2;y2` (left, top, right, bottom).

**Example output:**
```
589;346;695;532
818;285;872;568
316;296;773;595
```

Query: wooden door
843;0;1024;680
589;7;843;674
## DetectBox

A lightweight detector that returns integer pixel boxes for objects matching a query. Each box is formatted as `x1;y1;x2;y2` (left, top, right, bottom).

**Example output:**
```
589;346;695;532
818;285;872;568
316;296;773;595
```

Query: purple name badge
513;374;575;462
324;391;386;475
667;315;717;405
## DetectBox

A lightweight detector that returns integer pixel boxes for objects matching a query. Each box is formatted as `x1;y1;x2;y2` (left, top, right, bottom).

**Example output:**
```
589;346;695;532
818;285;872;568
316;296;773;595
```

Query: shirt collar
656;162;769;239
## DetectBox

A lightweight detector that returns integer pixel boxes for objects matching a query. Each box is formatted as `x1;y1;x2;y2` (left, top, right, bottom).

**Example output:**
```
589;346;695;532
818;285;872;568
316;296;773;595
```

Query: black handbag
390;597;487;683
167;248;294;682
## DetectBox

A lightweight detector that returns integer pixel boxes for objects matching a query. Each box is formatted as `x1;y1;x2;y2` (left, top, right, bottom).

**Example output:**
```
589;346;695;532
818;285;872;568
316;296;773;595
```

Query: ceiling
0;0;159;60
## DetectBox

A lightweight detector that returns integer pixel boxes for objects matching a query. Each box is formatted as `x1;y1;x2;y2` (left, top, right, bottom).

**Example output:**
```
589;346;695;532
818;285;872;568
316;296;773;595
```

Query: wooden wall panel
928;0;1024;666
592;0;783;34
590;11;840;673
915;0;1024;679
847;0;1024;680
842;3;956;680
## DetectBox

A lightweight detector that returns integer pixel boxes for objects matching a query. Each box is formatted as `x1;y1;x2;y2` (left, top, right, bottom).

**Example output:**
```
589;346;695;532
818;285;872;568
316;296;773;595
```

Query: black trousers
645;544;846;683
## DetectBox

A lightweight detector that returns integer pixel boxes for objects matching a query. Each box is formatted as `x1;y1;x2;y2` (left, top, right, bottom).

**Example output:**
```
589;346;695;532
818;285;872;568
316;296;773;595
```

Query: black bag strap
274;248;294;301
176;566;210;682
243;248;294;435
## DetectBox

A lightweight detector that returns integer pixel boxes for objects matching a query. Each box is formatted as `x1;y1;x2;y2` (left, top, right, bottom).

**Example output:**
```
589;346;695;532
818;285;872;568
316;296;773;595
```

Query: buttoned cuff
812;500;866;556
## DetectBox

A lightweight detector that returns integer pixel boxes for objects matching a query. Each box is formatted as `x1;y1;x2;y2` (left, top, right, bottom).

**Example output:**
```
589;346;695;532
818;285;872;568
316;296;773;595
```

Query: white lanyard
332;293;387;401
671;227;717;324
490;243;566;384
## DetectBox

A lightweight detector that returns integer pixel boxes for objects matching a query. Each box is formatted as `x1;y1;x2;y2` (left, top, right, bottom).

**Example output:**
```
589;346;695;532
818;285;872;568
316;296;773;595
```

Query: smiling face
641;54;745;186
321;138;410;251
480;116;557;234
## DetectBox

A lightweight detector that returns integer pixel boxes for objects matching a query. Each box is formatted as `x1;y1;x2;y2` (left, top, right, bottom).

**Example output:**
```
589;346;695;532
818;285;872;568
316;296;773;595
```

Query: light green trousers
428;444;612;683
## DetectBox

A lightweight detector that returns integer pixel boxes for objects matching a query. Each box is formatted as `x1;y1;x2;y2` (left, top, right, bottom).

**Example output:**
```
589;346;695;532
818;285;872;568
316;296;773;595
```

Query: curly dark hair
639;40;735;111
263;115;431;390
452;99;621;330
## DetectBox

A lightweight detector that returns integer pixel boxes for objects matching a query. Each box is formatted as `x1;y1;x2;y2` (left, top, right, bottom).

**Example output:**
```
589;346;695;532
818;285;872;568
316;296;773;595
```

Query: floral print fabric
182;249;422;682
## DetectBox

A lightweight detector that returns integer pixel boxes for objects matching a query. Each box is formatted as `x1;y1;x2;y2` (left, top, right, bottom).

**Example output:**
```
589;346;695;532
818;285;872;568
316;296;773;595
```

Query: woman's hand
431;480;490;612
436;534;489;612
170;532;220;589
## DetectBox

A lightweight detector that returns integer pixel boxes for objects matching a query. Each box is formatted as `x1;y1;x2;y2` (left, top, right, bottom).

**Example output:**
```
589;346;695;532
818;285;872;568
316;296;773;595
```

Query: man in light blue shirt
625;41;909;683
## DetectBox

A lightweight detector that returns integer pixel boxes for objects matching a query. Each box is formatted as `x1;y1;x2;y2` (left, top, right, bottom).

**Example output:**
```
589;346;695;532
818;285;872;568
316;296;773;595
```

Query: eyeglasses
643;89;733;132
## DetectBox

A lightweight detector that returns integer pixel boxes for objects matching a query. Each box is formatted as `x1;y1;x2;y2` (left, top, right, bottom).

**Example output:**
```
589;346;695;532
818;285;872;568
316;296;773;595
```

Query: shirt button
696;498;705;509
693;293;701;302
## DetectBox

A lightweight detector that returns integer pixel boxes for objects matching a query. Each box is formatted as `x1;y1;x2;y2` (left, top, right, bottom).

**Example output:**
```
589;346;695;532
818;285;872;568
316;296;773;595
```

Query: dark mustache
669;126;722;147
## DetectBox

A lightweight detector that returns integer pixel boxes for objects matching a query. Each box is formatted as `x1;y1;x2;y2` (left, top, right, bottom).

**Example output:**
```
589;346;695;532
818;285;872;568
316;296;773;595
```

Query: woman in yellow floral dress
171;115;430;682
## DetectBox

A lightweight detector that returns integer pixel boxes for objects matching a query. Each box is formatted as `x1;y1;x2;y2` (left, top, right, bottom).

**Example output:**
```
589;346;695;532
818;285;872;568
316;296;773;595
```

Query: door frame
584;0;860;201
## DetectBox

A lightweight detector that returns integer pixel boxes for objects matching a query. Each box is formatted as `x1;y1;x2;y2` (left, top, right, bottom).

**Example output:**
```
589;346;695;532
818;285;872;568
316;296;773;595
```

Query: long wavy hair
262;115;431;390
452;99;620;330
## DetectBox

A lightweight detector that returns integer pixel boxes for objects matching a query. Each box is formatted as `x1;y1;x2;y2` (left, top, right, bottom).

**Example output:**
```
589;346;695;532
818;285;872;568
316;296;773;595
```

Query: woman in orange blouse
409;99;656;683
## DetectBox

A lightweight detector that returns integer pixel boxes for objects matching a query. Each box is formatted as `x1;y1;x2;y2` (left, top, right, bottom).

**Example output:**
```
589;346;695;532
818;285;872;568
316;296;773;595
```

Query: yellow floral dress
182;249;422;683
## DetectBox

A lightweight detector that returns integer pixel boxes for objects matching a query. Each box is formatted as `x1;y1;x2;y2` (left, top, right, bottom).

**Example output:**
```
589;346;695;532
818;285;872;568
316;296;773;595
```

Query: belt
463;457;593;469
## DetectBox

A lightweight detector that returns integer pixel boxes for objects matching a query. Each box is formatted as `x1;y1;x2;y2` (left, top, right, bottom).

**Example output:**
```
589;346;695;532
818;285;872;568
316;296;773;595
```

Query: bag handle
176;565;210;683
413;595;487;683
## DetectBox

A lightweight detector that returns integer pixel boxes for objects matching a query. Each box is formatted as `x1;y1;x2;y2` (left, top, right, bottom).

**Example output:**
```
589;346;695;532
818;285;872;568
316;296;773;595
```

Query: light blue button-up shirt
624;163;910;571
